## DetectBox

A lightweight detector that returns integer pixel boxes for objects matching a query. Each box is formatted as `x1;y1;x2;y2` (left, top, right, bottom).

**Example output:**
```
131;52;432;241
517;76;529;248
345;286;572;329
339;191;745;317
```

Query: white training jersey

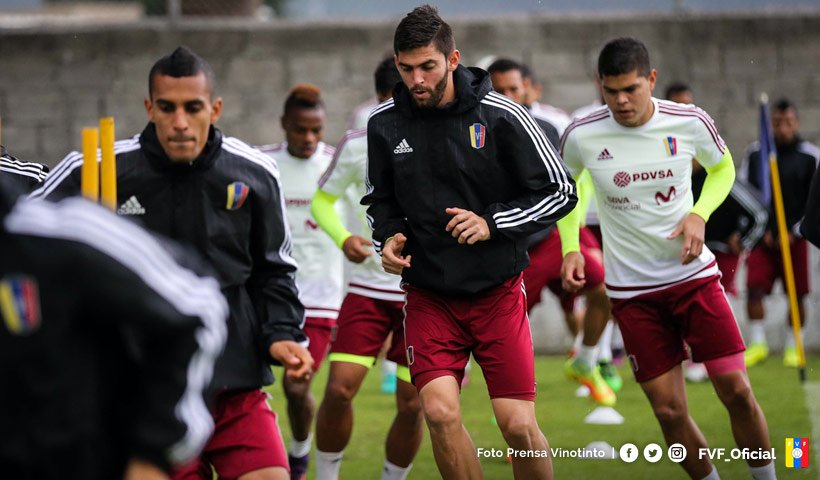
348;97;379;131
318;129;405;302
531;102;572;136
260;142;344;318
560;98;725;299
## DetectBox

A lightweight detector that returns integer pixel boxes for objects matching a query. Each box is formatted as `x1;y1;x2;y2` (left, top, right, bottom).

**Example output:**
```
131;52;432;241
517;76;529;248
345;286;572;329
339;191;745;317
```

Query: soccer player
559;37;774;480
258;84;341;480
1;178;228;480
1;145;49;192
667;82;768;383
311;55;424;480
364;6;576;479
31;46;312;480
521;63;572;135
488;57;618;403
740;98;818;368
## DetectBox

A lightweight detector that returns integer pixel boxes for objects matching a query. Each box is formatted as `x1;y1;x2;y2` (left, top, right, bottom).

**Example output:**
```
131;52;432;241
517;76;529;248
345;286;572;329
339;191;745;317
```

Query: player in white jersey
348;97;378;131
558;38;774;480
310;56;423;480
259;84;343;480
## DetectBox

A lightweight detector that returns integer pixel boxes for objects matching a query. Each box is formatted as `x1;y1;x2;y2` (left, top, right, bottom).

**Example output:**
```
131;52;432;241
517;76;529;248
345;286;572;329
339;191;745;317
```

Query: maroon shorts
714;251;740;297
328;293;407;366
610;275;745;383
745;239;810;300
304;317;333;371
524;228;605;312
403;274;536;400
171;389;288;480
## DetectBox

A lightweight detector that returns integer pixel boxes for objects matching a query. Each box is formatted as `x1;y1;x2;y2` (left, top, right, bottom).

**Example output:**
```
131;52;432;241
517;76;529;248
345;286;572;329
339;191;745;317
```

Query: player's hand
668;213;706;265
342;235;373;263
445;207;491;244
269;341;314;382
561;251;586;292
123;459;168;480
382;233;412;275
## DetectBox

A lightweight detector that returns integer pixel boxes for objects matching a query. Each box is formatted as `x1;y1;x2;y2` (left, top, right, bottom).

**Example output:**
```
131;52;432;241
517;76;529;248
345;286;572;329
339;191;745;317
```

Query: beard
411;74;449;109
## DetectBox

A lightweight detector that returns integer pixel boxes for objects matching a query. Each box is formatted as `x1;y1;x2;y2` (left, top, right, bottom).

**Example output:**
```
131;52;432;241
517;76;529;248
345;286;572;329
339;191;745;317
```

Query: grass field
267;355;819;479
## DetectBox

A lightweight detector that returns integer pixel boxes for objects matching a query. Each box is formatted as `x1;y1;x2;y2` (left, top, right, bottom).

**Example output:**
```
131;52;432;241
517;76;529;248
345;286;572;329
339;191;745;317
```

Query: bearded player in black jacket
0;178;227;480
31;47;311;480
363;6;576;479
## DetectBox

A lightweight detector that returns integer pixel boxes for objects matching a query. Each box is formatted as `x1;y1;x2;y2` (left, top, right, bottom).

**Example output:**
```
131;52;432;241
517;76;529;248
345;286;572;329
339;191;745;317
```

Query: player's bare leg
419;376;482;479
640;365;713;479
492;398;552;480
709;370;772;467
385;377;424;467
283;375;315;448
315;361;369;454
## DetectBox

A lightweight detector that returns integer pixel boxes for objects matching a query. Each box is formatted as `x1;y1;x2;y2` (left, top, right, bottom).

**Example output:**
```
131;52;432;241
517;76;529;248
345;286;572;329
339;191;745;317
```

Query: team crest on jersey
226;182;250;210
0;275;41;336
664;136;678;156
469;123;486;149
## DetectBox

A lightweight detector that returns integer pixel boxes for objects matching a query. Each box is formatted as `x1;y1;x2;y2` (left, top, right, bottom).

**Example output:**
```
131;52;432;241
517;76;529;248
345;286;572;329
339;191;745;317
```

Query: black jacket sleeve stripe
364;100;396;199
0;158;47;180
730;180;768;250
222;137;298;269
480;93;574;229
30;137;142;200
5;198;228;466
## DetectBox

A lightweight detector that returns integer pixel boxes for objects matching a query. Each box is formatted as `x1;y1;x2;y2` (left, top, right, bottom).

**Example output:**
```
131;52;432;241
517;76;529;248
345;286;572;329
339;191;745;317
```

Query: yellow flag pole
81;127;100;202
765;98;807;382
99;117;117;212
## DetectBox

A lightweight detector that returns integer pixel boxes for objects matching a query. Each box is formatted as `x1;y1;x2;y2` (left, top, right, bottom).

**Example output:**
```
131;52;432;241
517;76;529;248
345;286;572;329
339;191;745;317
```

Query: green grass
267;355;820;479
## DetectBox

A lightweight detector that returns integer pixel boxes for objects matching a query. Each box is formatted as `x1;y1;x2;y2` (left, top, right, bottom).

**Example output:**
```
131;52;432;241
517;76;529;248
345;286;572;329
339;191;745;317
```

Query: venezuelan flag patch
226;182;250;210
1;275;41;336
664;136;677;156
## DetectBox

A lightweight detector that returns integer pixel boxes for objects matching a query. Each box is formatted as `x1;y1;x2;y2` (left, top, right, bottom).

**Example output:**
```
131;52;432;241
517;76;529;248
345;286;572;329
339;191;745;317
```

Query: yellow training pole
770;153;807;381
99;117;117;212
81;127;99;202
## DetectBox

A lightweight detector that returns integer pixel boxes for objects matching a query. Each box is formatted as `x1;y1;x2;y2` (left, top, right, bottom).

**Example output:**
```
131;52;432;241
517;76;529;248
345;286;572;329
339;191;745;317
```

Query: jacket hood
140;123;223;172
393;65;492;117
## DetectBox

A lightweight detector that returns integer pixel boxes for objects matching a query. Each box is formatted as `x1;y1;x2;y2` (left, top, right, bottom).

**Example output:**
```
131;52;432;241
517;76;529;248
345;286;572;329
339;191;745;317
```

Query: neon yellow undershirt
310;189;352;249
558;148;736;257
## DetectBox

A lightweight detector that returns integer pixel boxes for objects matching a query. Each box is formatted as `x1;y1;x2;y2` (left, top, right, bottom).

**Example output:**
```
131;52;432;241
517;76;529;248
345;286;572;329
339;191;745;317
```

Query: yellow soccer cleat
744;341;769;367
565;358;616;407
783;346;800;368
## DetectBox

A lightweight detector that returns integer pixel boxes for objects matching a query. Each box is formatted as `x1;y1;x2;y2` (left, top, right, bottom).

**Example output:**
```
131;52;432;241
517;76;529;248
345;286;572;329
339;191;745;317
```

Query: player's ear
448;49;460;72
647;69;658;91
144;97;153;121
210;97;223;124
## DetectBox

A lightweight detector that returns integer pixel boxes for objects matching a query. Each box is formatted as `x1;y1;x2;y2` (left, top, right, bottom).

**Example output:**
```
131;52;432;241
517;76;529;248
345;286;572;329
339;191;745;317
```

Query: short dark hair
520;63;538;84
487;58;522;75
148;46;216;98
664;82;691;100
598;37;651;78
283;83;324;116
374;55;402;97
773;97;798;116
393;4;455;57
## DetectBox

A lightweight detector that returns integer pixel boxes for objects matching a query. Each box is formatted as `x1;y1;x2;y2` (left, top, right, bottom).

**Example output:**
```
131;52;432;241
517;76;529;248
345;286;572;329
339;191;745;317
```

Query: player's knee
498;415;538;448
716;380;754;411
283;378;311;400
396;392;422;418
421;396;461;431
324;379;358;405
652;401;687;428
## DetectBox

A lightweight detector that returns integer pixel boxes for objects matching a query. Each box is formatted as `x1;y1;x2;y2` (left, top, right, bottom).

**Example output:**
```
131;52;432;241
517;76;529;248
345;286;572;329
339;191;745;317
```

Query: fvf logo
655;186;677;205
394;139;413;154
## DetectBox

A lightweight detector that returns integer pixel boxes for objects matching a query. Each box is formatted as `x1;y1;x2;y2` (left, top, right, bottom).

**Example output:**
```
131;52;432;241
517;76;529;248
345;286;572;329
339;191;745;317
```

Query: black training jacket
743;136;819;237
692;168;768;252
0;181;227;478
31;124;305;391
363;65;576;295
1;145;49;193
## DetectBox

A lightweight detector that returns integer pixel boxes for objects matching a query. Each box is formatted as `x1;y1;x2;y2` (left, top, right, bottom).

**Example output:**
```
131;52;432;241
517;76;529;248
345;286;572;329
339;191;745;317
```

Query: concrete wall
2;11;819;352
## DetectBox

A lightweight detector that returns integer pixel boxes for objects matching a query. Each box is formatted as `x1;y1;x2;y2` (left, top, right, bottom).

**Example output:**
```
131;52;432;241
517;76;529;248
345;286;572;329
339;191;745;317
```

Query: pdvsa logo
613;169;674;188
613;171;631;187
